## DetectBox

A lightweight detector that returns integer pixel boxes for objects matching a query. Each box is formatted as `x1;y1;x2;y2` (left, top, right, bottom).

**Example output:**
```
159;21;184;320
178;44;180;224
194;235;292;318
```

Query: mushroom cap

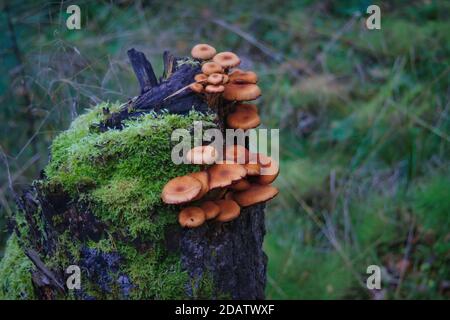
189;171;209;200
194;73;208;83
161;176;202;204
226;108;261;129
189;82;204;93
191;44;217;60
178;206;206;228
230;179;251;191
207;73;223;85
215;199;241;222
258;172;279;185
244;163;261;176
223;83;261;101
235;103;258;113
208;163;247;189
229;70;258;84
255;154;279;184
233;184;279;207
200;201;221;220
250;152;271;166
224;144;249;164
205;84;225;94
213;52;241;68
186;145;217;165
201;62;223;75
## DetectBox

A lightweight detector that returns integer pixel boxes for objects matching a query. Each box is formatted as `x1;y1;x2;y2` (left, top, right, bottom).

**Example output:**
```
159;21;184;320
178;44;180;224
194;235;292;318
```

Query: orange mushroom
233;184;279;207
207;73;223;85
189;83;204;93
223;83;261;101
230;179;251;191
189;171;209;200
161;176;202;204
229;70;258;84
186;145;217;165
202;62;223;75
208;163;247;189
244;163;261;176
200;201;221;220
191;44;217;60
178;206;206;228
215;199;241;222
224;144;249;164
235;103;258;113
213;52;241;69
226;108;261;129
205;84;225;94
194;73;208;83
255;153;279;184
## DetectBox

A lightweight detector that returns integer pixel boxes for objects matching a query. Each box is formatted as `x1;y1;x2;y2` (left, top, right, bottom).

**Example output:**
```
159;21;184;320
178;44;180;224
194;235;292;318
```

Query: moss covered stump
0;50;267;299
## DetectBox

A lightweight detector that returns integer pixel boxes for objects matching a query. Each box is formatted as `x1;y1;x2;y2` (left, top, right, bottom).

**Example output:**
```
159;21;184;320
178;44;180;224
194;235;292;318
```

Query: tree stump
0;49;267;300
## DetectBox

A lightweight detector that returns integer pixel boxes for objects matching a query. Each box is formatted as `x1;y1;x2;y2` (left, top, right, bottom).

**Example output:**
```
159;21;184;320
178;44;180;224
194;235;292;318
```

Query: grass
0;0;449;299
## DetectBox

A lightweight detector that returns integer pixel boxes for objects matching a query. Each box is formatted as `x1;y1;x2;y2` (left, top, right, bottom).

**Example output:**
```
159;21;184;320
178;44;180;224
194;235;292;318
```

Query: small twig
25;249;66;293
163;83;193;101
163;79;207;102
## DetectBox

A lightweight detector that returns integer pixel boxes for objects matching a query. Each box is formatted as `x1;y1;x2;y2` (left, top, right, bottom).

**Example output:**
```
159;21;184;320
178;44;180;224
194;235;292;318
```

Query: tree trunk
8;49;267;300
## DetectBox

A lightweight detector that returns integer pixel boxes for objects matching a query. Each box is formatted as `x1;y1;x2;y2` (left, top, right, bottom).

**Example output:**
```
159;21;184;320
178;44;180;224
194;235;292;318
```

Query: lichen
3;102;218;299
0;235;36;300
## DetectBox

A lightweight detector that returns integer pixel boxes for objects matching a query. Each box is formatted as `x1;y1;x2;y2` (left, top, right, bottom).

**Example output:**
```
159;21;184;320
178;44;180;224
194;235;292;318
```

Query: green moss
45;103;215;242
39;102;216;299
0;235;36;300
118;243;188;299
0;102;217;299
46;231;82;270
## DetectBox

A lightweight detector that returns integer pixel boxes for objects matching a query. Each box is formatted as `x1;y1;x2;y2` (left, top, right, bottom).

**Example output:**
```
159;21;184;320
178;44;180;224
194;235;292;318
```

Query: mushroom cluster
189;44;261;102
161;145;279;228
161;43;279;228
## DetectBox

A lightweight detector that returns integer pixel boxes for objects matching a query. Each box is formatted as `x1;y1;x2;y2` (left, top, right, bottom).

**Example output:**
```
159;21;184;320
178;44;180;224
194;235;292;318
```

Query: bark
13;49;267;300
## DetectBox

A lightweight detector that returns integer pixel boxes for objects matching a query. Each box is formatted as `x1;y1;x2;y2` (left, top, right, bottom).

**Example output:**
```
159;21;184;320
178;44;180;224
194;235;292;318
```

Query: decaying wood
98;49;207;131
127;48;158;94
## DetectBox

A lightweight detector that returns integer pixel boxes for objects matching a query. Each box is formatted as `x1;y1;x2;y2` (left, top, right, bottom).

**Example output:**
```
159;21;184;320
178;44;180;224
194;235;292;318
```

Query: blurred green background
0;0;449;299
